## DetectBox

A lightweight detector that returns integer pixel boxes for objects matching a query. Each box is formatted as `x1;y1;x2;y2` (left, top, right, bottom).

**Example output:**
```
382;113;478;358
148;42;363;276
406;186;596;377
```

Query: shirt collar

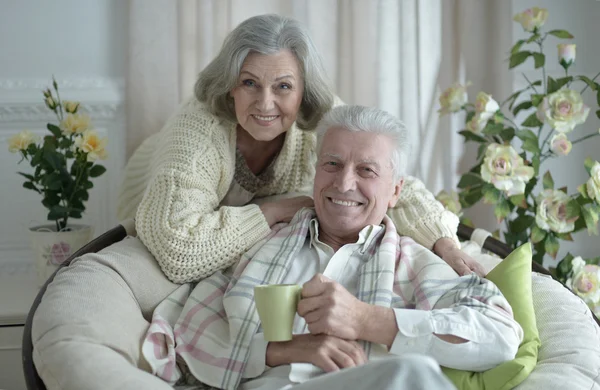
308;218;384;253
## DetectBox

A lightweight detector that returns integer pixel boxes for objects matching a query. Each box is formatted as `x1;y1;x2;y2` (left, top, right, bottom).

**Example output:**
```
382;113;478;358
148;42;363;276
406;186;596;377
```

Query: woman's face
230;50;304;142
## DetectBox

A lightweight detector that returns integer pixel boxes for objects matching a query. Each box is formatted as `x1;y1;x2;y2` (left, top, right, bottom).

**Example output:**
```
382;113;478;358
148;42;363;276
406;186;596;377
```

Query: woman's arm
387;176;460;250
134;104;273;284
387;176;485;276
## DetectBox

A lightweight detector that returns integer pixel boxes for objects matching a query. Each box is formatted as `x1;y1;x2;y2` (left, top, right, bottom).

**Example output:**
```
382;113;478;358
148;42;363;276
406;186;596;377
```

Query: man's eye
242;79;256;87
325;161;338;166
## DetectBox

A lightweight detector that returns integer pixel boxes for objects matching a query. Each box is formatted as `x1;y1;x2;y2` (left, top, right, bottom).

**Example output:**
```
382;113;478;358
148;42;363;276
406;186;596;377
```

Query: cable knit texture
118;98;459;283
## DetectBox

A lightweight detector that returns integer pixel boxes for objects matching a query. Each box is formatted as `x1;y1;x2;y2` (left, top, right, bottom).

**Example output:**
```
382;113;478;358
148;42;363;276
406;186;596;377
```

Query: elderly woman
32;14;483;390
118;14;482;283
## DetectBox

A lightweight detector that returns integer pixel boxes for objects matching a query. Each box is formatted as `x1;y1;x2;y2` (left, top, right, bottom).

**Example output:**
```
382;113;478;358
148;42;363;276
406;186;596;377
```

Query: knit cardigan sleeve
134;101;272;284
387;176;460;250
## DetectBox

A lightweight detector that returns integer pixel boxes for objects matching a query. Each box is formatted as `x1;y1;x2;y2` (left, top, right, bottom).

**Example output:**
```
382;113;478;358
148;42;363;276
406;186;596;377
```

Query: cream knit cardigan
118;98;459;283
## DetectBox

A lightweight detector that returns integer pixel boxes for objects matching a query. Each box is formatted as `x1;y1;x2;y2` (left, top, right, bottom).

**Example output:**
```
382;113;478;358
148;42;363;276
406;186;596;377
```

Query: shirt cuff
389;308;435;356
242;333;269;379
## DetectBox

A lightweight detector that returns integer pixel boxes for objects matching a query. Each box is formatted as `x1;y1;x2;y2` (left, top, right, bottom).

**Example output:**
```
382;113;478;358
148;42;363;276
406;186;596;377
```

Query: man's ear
388;178;404;208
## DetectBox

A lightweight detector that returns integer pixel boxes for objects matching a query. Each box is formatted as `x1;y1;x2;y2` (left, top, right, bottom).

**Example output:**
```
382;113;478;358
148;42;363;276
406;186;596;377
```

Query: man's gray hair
195;14;334;130
315;105;411;182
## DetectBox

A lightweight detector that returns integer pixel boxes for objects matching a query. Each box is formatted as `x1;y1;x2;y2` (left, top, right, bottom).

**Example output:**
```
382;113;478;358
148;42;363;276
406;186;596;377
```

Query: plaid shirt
142;208;520;389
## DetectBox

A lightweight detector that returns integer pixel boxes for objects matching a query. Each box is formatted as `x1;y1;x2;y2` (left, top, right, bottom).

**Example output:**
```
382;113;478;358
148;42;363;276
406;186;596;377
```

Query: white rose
439;83;468;115
74;130;108;161
558;44;576;67
474;92;500;122
513;7;548;32
540;89;590;133
586;161;600;202
535;189;577;233
481;144;534;196
550;133;572;156
60;113;91;135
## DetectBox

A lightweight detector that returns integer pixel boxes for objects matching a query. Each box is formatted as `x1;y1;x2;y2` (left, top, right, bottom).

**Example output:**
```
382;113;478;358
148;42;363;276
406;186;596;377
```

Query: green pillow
442;242;540;390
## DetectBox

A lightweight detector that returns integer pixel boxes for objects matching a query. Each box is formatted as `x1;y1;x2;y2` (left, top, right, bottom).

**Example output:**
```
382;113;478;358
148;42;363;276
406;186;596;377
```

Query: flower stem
571;132;600;146
522;73;539;94
537;40;547;93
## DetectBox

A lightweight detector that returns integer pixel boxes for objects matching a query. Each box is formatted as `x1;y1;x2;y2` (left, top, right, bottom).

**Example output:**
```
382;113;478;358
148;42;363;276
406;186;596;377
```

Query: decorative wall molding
0;77;124;123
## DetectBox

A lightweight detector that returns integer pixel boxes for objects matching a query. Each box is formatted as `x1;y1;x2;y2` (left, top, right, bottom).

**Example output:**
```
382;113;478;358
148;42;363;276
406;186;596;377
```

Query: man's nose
256;88;275;112
333;167;356;193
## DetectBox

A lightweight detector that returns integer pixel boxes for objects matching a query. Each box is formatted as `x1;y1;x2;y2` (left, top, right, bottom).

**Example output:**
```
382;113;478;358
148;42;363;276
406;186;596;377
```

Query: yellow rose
586;161;600;202
481;144;534;196
74;130;108;161
60;113;91;135
539;89;590;133
513;7;548;32
550;133;572;156
435;190;462;216
8;130;37;153
535;189;577;233
438;83;468;115
63;100;80;114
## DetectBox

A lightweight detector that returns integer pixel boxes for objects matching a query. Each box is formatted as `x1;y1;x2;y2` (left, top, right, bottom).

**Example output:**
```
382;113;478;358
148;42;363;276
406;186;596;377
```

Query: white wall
0;0;127;264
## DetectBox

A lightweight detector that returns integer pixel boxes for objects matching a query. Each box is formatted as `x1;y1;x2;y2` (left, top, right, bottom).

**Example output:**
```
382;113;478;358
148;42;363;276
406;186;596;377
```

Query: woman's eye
279;83;291;90
325;161;338;166
242;79;256;87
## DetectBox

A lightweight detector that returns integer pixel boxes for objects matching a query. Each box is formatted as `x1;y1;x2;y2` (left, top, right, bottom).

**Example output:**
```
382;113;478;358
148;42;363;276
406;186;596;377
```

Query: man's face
313;127;403;241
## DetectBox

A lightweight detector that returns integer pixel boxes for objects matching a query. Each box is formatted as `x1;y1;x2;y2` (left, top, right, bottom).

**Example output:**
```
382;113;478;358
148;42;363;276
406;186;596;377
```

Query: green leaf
509;194;528;209
531;94;545;107
566;199;581;219
83;181;94;190
47;124;62;138
41;193;61;209
459;130;488;143
578;183;589;199
584;156;595;175
516;129;538;142
532;155;541;175
523;139;541;154
89;165;107;178
526;33;540;43
482;123;504;136
494;199;512;223
596;109;600;120
23;181;40;193
597;89;600;107
556;76;573;90
547;29;574;39
500;127;516;142
17;172;35;181
477;143;489;161
457;173;485;189
511;215;535;233
482;185;502;204
578;76;597;91
542;171;554;190
532;52;545;68
509;51;531;69
42;172;62;190
521;113;543;128
531;225;547;244
544;234;560;259
47;205;70;221
581;205;599;235
511;39;526;55
547;76;560;94
556;253;575;281
512;101;533;117
556;232;574;241
460;186;484;207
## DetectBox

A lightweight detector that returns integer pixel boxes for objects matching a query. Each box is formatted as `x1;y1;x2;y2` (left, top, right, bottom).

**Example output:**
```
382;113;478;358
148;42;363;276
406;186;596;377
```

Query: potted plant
8;78;108;284
436;7;600;318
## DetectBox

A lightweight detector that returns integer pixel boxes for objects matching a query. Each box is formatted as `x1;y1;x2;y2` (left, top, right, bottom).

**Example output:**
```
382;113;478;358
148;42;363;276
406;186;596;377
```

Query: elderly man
143;105;523;390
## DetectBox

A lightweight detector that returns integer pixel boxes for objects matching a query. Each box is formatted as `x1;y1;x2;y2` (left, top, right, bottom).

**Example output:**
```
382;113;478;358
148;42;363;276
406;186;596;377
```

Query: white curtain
127;0;512;220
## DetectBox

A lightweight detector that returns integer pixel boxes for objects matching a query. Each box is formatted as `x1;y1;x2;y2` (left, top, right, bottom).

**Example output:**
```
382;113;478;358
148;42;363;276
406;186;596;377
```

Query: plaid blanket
142;208;513;389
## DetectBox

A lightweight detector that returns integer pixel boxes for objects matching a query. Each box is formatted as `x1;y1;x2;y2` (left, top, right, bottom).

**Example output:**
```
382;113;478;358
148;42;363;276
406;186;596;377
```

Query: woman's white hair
315;105;411;182
195;14;334;130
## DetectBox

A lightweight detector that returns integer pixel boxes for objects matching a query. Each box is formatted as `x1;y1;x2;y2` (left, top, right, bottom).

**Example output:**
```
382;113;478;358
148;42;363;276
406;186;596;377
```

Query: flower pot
28;224;94;286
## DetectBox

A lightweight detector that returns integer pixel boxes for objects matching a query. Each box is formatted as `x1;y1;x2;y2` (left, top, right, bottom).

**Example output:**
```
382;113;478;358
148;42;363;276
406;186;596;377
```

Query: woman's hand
259;196;314;226
434;238;486;277
266;334;367;372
